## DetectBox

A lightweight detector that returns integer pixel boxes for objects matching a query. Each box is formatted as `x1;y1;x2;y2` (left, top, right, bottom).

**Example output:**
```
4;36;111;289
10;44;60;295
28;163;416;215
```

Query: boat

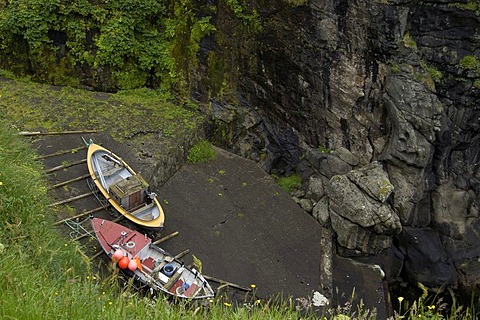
84;138;164;229
91;217;215;299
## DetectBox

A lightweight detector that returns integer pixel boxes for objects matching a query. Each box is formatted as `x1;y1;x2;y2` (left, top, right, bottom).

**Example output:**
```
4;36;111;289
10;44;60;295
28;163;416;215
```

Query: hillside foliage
0;0;215;91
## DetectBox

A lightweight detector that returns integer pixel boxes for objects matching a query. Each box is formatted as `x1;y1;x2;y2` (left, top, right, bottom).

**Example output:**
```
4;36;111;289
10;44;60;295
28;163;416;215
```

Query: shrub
276;174;302;193
187;140;216;163
402;32;417;50
459;55;480;74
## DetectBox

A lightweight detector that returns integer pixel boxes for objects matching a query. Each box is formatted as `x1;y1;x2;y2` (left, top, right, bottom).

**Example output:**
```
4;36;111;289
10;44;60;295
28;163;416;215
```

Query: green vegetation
318;145;332;154
187;140;216;163
459;55;480;74
390;62;401;74
0;0;215;91
0;79;204;142
224;0;263;33
420;61;443;83
282;0;308;6
448;2;480;15
275;174;302;193
458;55;480;88
402;32;417;50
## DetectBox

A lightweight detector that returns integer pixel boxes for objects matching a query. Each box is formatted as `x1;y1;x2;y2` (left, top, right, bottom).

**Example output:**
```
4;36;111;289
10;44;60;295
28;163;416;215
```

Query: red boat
91;218;215;299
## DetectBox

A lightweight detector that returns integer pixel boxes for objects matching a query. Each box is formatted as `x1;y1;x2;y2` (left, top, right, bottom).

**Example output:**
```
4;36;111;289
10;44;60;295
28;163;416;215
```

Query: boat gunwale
86;143;164;228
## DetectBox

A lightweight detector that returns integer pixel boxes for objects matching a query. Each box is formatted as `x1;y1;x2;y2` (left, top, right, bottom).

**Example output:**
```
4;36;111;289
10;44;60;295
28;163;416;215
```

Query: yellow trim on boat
87;143;165;228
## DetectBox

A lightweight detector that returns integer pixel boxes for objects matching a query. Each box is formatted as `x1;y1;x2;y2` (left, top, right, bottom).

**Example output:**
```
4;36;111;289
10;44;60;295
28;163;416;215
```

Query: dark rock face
207;0;480;297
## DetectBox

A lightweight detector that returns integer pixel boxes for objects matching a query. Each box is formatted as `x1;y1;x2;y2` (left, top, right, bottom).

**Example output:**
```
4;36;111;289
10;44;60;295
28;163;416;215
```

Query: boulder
326;164;402;254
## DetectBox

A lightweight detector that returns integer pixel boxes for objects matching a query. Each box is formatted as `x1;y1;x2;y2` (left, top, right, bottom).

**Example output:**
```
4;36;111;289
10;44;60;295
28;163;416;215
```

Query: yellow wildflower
398;296;404;303
224;302;232;307
250;284;256;289
428;305;435;310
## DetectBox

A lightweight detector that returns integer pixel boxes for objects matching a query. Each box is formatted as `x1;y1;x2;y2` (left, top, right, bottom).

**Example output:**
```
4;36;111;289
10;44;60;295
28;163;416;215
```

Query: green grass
0;78;204;142
275;174;302;193
402;32;417;50
187;140;216;163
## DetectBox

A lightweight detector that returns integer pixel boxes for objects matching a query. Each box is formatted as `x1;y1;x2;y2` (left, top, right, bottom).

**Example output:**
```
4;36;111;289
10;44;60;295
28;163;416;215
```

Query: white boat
84;139;164;228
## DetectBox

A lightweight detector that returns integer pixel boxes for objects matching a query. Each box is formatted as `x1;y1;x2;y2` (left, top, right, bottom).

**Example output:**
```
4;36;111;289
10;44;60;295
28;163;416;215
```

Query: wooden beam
202;275;252;292
37;146;87;160
48;173;90;190
152;231;179;245
18;129;97;136
48;192;92;207
44;159;87;173
91;250;105;260
53;205;108;226
174;249;190;260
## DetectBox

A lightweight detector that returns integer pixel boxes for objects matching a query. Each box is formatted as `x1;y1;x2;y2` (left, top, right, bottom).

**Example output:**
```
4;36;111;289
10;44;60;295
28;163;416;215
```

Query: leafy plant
275;174;302;193
402;32;417;50
0;0;215;91
187;140;216;163
459;55;480;74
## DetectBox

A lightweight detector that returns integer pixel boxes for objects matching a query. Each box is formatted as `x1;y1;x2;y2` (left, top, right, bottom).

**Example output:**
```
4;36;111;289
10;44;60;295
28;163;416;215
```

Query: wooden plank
48;192;92;207
152;231;179;245
53;205;108;225
47;173;90;190
174;249;190;260
44;159;87;173
202;275;252;292
18;129;97;136
37;146;87;160
91;250;105;260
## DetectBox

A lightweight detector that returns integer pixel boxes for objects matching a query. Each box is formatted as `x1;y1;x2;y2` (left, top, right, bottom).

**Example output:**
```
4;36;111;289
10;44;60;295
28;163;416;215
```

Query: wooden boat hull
86;143;164;228
91;218;215;299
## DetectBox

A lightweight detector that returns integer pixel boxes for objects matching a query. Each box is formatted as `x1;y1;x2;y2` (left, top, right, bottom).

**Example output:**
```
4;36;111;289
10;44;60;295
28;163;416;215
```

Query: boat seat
130;202;155;216
102;165;123;177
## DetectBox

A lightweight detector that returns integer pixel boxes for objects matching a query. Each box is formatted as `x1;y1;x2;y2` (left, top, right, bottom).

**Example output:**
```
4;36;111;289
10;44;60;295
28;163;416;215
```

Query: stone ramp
157;147;323;300
31;134;324;301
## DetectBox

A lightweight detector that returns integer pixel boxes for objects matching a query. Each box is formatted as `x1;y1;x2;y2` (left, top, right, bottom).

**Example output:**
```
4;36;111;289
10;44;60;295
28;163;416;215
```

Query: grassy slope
0;78;203;145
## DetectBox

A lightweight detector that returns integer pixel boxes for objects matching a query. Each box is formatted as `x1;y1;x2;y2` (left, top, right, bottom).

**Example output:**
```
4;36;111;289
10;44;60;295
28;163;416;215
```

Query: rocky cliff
207;0;480;297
